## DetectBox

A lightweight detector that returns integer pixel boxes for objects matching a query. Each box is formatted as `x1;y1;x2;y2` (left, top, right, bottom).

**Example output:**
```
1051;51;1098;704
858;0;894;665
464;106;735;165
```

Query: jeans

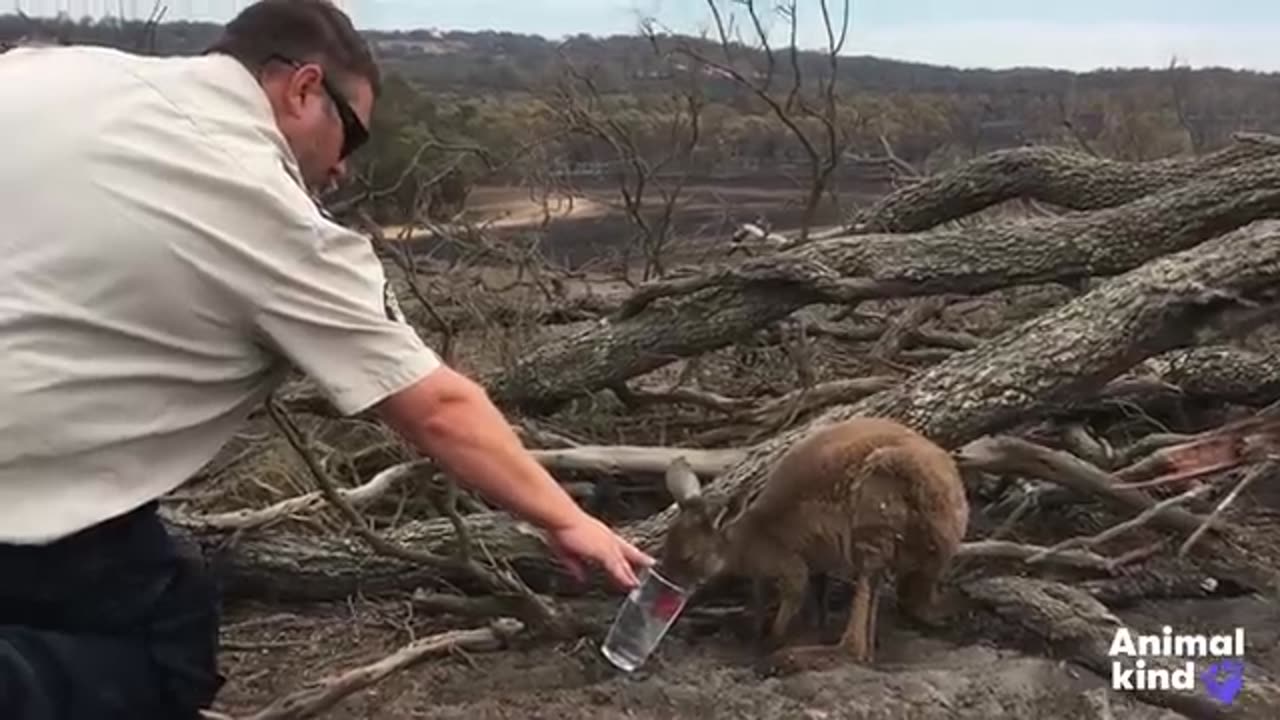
0;501;224;719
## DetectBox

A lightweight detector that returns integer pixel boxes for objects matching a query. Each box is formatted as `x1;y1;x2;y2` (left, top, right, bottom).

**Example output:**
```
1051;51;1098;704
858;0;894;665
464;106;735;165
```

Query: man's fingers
610;553;639;590
621;539;655;568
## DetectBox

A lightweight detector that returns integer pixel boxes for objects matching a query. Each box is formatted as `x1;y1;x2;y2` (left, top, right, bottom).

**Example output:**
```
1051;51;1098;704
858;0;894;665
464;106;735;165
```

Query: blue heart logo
1201;659;1245;704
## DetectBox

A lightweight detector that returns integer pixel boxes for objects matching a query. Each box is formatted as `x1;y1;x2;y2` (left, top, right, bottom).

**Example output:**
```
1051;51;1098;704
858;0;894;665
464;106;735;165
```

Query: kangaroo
657;416;969;665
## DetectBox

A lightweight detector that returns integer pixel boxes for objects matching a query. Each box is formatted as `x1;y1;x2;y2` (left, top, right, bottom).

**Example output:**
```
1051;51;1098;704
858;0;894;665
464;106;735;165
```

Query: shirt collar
199;52;308;190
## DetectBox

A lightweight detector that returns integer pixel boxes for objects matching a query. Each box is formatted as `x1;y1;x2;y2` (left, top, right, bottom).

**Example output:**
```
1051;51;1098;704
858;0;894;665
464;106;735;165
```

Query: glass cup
599;566;692;672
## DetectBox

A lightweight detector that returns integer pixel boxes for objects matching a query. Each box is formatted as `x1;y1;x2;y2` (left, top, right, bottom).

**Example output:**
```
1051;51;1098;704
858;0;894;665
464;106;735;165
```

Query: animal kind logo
1108;625;1246;705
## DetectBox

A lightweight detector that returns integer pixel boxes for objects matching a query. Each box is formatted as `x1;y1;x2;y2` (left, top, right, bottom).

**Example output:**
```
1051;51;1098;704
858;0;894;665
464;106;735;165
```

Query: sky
10;0;1280;72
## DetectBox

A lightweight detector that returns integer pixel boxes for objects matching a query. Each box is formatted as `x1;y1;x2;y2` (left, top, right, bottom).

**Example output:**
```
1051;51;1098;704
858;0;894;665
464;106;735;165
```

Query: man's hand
376;367;655;592
544;513;654;591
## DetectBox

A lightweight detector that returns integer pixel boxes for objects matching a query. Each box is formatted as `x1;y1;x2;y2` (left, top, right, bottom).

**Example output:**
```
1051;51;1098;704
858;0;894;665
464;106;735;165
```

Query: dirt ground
206;583;1279;719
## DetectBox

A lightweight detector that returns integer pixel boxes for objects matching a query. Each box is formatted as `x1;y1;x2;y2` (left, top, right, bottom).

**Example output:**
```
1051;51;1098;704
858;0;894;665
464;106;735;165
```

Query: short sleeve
248;217;443;415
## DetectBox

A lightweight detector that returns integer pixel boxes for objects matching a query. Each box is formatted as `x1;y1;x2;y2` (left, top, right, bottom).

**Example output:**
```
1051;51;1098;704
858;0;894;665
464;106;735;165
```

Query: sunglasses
266;54;369;159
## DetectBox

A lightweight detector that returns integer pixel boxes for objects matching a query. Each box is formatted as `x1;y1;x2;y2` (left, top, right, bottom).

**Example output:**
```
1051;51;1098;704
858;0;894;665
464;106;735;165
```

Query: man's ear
278;62;324;117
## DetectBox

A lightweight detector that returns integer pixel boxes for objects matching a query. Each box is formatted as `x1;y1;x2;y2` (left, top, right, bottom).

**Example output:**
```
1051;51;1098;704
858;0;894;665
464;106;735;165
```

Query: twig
955;435;1212;536
263;397;570;637
956;540;1118;573
1025;485;1211;566
870;296;947;362
1178;458;1279;557
236;619;523;720
530;445;747;478
431;477;472;565
1113;432;1196;468
1107;539;1169;568
623;377;897;427
1059;422;1114;469
169;461;425;532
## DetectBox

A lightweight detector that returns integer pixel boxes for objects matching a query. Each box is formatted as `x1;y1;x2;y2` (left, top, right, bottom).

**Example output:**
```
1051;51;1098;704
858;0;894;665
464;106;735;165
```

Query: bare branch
374;446;748;484
955;540;1119;573
1024;484;1212;567
1179;458;1280;557
955;435;1212;537
263;398;571;637
235;619;523;720
170;459;423;532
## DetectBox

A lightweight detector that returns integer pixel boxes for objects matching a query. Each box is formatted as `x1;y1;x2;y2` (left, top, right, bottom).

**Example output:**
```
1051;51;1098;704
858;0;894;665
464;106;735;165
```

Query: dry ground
207;586;1280;719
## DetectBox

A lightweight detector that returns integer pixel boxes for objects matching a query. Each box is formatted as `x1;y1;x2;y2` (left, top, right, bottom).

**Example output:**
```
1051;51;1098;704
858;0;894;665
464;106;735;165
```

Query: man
0;1;652;717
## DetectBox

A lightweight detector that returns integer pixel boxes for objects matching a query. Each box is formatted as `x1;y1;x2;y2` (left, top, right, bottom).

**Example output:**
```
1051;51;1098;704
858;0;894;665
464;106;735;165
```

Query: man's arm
373;364;653;589
203;163;650;589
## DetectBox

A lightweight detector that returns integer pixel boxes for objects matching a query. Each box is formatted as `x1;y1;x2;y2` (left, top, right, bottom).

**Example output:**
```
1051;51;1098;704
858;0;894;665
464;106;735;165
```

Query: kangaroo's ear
665;456;703;507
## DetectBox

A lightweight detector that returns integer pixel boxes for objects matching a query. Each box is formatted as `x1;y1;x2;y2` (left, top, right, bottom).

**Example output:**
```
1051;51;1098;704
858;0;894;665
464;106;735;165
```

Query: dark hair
205;0;380;98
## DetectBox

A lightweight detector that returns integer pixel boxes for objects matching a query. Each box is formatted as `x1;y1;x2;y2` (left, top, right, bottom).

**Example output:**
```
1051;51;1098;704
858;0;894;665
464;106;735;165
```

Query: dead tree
540;28;704;282
663;0;856;242
483;146;1280;414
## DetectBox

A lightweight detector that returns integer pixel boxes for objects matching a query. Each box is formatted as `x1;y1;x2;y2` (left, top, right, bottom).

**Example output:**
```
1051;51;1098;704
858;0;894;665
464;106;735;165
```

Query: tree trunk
187;220;1280;603
488;154;1280;414
846;132;1280;234
1140;345;1280;405
179;513;559;603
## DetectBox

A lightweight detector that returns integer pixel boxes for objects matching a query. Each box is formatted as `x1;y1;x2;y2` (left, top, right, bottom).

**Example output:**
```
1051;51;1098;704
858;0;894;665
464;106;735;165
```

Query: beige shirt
0;46;442;544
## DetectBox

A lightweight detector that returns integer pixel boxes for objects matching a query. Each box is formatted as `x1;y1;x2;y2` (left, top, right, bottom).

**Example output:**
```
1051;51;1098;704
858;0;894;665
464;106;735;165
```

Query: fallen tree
181;218;1280;602
843;131;1280;234
487;152;1280;414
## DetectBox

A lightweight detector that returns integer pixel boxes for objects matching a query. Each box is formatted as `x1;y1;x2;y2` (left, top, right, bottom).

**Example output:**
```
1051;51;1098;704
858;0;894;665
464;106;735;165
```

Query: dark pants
0;502;223;719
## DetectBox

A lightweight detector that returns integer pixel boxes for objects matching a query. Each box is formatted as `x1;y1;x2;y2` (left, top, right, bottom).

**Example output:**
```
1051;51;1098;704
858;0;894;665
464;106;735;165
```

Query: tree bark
189;220;1280;602
1140;345;1280;406
179;513;560;603
845;132;1280;234
426;292;623;331
488;154;1280;414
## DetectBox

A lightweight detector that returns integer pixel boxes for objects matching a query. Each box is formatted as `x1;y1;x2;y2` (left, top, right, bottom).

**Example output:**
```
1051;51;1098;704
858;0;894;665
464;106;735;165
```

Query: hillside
7;13;1280;230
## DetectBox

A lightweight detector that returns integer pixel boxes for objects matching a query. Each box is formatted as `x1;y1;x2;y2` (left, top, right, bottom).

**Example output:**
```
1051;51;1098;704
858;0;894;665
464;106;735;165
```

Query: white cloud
840;21;1280;72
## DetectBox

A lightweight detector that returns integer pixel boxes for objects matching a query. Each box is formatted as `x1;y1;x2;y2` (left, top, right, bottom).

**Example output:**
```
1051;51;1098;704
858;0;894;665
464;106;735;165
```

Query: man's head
206;0;379;192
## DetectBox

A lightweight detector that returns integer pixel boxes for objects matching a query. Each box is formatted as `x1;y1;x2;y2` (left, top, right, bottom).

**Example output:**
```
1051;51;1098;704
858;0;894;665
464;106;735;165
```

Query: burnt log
1140;345;1280;406
489;154;1280;414
846;132;1280;234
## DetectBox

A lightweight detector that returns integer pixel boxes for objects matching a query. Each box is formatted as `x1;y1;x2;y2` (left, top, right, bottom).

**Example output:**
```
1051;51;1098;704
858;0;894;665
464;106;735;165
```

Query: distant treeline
6;12;1280;224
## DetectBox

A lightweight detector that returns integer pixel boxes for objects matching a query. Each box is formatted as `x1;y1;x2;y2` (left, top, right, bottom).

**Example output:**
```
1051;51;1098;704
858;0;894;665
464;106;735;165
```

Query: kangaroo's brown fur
658;416;969;664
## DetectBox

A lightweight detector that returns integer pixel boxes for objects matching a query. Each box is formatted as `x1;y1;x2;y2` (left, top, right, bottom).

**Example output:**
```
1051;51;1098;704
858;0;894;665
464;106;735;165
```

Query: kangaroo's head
657;456;751;589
